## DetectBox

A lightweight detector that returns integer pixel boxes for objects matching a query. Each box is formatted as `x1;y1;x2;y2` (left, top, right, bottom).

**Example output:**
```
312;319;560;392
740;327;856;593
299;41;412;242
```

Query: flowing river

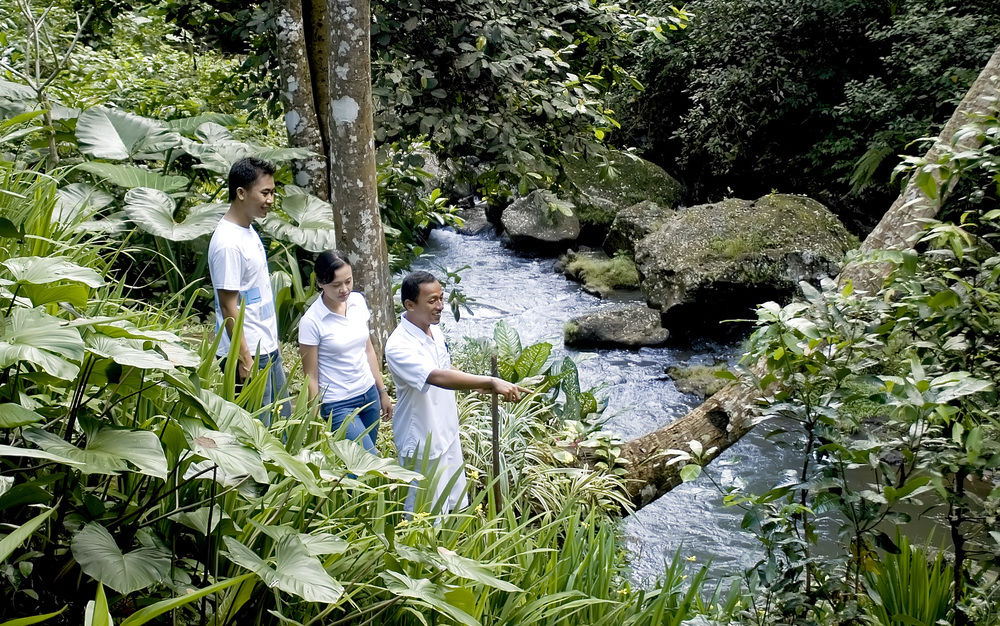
408;227;805;583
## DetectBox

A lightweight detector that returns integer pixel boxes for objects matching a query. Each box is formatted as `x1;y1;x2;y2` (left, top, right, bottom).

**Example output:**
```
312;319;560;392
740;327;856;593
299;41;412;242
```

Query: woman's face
319;264;353;304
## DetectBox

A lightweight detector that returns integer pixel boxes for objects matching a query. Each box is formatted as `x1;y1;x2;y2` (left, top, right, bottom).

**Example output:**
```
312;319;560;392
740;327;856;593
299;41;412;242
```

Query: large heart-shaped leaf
0;308;84;380
55;183;115;223
166;113;238;137
86;427;168;479
0;79;35;102
78;161;189;193
249;521;349;557
0;403;45;429
20;428;125;475
328;440;422;482
260;187;337;252
380;570;477;626
180;419;269;483
86;334;176;371
223;535;344;604
123;187;226;241
2;256;105;288
76;106;178;160
181;124;311;174
72;523;170;594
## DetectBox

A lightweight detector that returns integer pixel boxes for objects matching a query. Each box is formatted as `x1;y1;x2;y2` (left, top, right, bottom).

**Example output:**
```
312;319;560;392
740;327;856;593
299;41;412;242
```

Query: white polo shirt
385;313;459;459
208;218;279;358
298;291;375;403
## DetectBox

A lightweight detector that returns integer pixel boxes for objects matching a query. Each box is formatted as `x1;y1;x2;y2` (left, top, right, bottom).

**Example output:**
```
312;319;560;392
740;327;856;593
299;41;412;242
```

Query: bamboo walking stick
490;355;503;509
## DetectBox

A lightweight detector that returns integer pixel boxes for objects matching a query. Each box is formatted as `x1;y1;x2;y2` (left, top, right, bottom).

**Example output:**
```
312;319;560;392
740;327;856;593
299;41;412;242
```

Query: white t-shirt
385;313;459;460
298;291;375;402
208;217;279;358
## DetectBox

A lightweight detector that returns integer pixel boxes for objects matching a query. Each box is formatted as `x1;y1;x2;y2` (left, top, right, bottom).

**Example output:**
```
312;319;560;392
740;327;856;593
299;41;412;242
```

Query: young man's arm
427;369;530;402
217;289;254;379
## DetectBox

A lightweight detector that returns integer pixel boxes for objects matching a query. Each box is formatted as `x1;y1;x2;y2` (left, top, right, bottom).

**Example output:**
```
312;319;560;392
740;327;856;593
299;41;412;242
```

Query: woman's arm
366;338;393;419
299;343;320;404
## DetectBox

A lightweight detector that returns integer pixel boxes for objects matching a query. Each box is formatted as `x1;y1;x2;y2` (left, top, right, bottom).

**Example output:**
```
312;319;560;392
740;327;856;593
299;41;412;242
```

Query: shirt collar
400;312;436;343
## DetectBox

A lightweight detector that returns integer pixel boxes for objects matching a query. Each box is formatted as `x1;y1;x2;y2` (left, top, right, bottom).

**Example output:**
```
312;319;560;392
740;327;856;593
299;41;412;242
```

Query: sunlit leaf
260;186;337;252
78;161;189;193
72;523;170;595
123;187;226;241
328;439;423;482
223;536;344;604
0;403;45;429
0;308;84;380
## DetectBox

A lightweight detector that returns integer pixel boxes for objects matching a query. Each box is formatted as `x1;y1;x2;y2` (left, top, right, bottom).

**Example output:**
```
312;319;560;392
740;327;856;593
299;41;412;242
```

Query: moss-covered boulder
666;364;733;399
500;190;580;252
556;249;639;298
635;194;857;335
604;200;675;255
563;152;683;243
564;305;669;349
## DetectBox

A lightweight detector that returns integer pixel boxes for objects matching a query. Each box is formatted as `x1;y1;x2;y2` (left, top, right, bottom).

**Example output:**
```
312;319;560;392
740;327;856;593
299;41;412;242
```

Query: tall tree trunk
324;0;394;355
275;0;329;200
620;44;1000;512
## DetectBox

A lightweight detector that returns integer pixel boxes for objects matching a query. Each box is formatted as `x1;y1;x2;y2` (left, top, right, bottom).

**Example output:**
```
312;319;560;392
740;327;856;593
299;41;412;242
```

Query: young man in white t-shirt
208;157;288;423
385;271;529;513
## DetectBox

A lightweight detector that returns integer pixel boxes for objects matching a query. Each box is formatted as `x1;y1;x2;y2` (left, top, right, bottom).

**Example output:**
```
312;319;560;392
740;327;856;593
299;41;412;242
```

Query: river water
408;228;804;583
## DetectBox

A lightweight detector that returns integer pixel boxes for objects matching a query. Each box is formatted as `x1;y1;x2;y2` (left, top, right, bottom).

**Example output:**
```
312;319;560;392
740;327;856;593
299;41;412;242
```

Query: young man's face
238;173;275;221
405;280;445;329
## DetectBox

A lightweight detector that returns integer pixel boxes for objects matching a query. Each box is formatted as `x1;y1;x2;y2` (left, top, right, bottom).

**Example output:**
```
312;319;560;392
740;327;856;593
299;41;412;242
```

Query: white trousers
401;435;468;515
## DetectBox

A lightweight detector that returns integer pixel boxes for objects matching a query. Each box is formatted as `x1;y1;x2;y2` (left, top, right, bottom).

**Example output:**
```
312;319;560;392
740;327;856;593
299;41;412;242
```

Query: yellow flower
685;555;697;562
470;469;480;481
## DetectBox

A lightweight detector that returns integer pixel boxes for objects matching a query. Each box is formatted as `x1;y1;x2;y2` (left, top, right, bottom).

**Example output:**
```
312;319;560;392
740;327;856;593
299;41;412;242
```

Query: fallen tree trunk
620;44;1000;512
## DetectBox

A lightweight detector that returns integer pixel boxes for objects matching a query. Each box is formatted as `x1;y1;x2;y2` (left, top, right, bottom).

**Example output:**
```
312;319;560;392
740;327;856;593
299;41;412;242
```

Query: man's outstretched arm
427;369;530;402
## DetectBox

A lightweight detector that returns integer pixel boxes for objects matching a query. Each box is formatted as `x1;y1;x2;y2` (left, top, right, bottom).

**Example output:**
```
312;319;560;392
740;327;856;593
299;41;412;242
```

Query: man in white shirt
208;157;288;424
385;271;529;513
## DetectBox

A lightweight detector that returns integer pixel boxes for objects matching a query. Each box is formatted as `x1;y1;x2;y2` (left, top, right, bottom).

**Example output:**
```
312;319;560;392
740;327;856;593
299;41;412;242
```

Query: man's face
406;280;445;328
238;173;275;220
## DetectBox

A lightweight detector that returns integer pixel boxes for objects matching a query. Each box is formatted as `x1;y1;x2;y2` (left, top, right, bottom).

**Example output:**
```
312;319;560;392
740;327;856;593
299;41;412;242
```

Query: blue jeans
321;385;380;453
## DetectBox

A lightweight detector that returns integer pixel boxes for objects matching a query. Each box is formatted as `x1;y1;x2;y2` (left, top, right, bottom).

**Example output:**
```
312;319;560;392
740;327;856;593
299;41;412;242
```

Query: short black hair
228;157;276;201
315;250;352;286
401;271;439;306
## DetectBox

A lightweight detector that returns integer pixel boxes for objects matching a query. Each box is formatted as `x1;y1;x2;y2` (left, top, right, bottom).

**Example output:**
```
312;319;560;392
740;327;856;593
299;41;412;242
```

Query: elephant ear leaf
76;106;178;160
123;187;226;241
72;523;170;595
0;308;85;380
261;186;337;252
78;161;190;193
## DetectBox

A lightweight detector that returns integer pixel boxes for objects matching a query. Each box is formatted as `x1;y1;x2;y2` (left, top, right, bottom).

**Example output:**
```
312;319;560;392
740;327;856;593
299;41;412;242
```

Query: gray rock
563;152;683;241
634;194;857;334
500;190;580;252
454;203;492;235
666;364;732;399
564;305;669;349
556;248;639;298
604;200;675;255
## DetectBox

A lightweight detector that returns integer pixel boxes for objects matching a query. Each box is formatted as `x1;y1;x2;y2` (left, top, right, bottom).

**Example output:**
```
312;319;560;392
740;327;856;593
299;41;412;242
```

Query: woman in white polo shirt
299;250;393;452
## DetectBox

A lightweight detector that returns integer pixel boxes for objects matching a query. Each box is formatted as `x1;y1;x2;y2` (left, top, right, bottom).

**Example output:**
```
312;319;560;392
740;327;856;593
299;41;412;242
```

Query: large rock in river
604;200;675;255
635;194;856;334
563;152;683;243
500;190;580;252
564;305;669;349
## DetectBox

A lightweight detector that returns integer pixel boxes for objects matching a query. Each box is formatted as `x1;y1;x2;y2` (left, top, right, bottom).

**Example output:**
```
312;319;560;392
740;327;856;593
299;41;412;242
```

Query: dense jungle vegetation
0;0;998;625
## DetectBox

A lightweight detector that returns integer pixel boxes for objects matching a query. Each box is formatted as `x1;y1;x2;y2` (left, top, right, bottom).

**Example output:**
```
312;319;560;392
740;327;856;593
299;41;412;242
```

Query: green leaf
0;606;67;626
181;421;269;484
493;320;522;361
249;523;349;557
72;523;170;595
55;183;115;224
0;403;45;429
78;161;189;193
180;125;311;174
260;186;337;252
165;113;239;137
119;574;254;626
20;428;126;475
2;256;104;289
0;308;85;380
328;440;422;482
680;463;702;482
223;536;344;604
123;187;226;241
86;428;168;479
75;106;174;160
0;506;54;562
86;334;176;371
435;547;521;592
514;342;551;379
380;570;477;626
83;584;113;626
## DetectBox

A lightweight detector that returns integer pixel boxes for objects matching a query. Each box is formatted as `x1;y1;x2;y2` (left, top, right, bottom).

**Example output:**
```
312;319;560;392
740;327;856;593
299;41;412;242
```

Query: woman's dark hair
400;271;438;305
315;250;352;286
228;157;275;201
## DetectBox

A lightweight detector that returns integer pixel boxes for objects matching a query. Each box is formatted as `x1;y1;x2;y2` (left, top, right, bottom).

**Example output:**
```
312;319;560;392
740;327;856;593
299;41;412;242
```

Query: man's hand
379;388;394;421
237;356;254;381
490;377;531;402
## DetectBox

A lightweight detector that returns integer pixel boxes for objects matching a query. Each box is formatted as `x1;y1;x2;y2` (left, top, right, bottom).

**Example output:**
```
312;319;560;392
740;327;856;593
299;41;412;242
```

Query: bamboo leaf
0;506;54;562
